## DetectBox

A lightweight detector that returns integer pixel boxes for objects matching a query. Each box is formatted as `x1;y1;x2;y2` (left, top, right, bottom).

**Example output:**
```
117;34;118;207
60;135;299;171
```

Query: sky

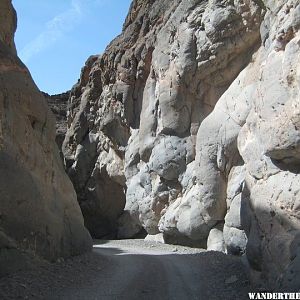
12;0;132;95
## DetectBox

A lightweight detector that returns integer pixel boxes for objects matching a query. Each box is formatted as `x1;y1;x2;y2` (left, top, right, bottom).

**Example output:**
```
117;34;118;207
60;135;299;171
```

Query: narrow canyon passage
2;0;300;295
0;240;254;300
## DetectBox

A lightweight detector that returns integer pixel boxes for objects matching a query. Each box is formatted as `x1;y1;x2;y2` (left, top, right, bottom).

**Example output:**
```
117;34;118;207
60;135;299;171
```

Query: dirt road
0;240;254;299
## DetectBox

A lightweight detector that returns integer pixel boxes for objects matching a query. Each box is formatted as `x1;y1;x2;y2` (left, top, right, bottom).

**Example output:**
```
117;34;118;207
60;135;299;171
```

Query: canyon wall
63;0;300;288
63;0;264;238
0;0;92;274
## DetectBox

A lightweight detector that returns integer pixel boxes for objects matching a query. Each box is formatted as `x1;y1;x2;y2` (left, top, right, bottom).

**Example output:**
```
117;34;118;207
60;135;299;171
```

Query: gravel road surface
0;240;254;299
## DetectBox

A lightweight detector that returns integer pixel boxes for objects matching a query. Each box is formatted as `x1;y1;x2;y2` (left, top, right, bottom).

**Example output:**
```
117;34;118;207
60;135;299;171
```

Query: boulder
207;224;226;252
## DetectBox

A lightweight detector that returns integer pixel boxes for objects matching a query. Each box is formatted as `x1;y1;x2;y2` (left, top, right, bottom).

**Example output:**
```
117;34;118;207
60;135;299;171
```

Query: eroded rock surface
63;0;300;287
63;0;264;238
0;0;92;274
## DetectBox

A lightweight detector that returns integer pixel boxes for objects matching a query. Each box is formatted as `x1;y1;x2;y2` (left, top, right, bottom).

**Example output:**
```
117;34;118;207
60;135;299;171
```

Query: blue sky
12;0;132;94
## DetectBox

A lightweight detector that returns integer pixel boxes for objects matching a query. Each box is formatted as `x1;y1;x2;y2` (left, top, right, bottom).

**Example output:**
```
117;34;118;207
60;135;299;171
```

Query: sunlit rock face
63;0;264;238
63;0;300;287
0;0;92;272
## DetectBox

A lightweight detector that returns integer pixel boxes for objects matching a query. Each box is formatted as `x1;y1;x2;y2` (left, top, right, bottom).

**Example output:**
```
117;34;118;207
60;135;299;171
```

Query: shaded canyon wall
0;0;92;275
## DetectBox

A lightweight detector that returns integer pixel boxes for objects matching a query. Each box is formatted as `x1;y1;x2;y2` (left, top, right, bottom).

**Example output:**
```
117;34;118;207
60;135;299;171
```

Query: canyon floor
0;240;257;300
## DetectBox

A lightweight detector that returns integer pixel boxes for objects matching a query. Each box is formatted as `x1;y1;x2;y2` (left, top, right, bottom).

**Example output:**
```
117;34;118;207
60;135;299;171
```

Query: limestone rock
223;226;247;255
63;0;264;241
207;224;226;252
223;166;250;255
145;233;165;244
188;0;300;286
63;0;300;288
0;0;92;271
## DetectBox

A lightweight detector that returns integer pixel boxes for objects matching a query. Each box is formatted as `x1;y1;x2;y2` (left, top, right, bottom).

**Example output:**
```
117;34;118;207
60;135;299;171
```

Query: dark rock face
62;0;300;288
43;92;69;150
0;0;92;274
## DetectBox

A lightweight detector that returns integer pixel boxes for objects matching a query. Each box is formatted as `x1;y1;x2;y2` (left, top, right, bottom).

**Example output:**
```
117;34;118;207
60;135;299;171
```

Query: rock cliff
62;0;300;287
63;0;264;238
0;0;92;274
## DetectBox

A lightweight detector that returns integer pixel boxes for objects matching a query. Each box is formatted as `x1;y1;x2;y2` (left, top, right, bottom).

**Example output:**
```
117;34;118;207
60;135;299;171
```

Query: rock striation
63;0;300;287
0;0;92;274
